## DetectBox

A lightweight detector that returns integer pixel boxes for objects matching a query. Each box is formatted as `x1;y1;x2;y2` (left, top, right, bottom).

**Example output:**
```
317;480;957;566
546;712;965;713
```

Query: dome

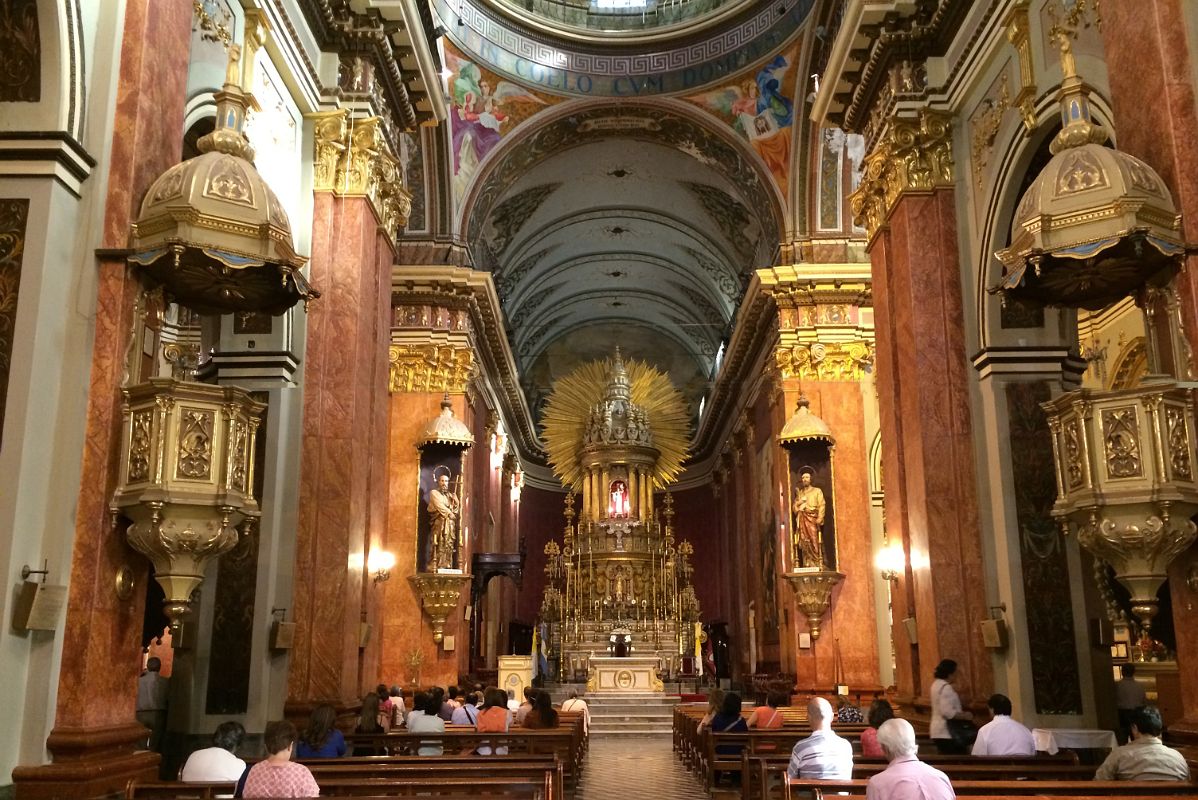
420;394;475;448
129;48;317;315
778;396;835;446
993;71;1184;310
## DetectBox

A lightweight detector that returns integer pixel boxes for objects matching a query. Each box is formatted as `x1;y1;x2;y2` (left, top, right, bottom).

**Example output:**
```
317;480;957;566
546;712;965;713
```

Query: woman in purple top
294;704;347;758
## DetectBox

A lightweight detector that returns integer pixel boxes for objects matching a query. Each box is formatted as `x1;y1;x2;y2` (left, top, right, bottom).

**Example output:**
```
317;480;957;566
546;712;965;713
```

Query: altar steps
585;693;678;736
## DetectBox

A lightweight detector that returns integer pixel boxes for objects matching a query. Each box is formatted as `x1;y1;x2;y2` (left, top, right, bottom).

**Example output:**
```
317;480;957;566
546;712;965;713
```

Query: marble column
868;188;992;706
1100;0;1198;740
286;189;393;720
11;1;192;797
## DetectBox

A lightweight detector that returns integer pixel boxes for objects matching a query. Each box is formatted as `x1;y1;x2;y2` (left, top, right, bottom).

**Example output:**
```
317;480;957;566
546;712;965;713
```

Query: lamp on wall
369;550;396;584
875;542;905;582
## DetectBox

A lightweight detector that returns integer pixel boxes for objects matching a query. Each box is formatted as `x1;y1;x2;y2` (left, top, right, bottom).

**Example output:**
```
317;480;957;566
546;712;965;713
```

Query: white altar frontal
587;656;664;693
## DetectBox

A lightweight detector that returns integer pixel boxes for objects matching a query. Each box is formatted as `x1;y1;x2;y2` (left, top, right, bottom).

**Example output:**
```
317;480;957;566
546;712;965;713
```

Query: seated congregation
136;682;582;799
673;661;1194;800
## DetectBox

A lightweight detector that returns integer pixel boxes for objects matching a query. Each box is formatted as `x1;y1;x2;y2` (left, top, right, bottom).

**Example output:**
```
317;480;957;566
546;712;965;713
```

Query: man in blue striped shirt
787;697;854;779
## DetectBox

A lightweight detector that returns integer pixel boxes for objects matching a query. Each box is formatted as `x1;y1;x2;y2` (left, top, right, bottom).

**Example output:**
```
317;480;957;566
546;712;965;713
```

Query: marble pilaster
286;192;392;718
12;1;192;796
868;188;992;706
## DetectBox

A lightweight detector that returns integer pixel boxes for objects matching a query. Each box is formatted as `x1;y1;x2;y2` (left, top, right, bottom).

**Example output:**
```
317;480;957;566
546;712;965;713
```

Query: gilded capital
849;110;955;240
389;343;475;394
776;341;875;382
311;110;411;234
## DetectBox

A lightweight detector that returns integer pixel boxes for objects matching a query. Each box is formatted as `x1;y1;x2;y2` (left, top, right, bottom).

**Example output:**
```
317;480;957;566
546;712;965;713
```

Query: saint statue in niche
427;467;461;570
792;468;826;569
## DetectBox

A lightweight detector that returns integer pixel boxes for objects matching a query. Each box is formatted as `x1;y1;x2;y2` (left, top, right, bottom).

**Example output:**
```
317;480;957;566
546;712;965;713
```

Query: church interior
3;0;1198;796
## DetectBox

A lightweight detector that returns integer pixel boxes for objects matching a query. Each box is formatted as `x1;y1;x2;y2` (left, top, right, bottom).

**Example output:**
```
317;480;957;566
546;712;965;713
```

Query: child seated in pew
696;688;726;735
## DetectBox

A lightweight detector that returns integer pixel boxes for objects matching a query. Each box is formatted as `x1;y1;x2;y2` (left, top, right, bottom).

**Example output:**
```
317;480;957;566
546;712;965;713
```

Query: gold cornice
388;343;475;394
849;110;955;242
776;341;875;383
311;110;412;238
759;263;873;309
391;265;540;458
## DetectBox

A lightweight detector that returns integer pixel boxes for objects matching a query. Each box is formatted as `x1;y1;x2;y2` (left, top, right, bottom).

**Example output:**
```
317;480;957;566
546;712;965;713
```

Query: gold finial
1046;0;1108;154
197;45;254;160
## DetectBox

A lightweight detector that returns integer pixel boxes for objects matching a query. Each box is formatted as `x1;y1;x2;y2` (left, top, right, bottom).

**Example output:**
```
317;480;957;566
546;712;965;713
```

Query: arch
868;430;883;496
1107;337;1147;390
458;97;787;252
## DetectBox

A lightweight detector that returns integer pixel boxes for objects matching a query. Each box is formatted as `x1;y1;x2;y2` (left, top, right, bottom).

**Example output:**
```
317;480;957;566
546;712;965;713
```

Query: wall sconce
368;550;396;584
875;542;905;581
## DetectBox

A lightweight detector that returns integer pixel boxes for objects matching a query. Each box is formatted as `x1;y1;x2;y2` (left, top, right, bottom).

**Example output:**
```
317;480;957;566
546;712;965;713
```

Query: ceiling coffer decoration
129;47;318;315
541;350;690;492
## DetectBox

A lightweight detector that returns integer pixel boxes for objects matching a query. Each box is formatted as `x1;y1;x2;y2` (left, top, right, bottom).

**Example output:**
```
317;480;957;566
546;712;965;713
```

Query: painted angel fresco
447;54;547;201
688;53;796;198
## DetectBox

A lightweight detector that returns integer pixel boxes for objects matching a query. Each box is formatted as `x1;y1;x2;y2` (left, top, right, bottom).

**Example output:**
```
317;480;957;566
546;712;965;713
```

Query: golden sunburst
541;357;690;491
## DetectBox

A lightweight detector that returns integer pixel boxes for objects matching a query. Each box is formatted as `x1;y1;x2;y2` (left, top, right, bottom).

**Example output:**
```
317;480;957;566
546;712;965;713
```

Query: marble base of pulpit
587;656;664;693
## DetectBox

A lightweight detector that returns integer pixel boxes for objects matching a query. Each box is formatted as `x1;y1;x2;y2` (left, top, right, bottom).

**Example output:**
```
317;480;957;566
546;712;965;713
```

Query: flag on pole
531;625;540;680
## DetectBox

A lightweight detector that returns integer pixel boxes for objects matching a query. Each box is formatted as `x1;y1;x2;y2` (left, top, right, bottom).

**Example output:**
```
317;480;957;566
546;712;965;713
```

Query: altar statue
427;470;460;570
792;470;826;568
611;481;627;516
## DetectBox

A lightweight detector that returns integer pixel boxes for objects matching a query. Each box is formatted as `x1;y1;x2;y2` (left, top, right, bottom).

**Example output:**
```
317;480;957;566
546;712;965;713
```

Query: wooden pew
127;774;552;799
301;756;564;800
743;753;1082;800
784;778;1198;799
343;730;579;788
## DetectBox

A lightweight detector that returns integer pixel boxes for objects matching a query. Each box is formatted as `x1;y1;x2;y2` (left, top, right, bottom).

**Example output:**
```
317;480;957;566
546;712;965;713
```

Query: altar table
587;656;664;693
1032;727;1117;755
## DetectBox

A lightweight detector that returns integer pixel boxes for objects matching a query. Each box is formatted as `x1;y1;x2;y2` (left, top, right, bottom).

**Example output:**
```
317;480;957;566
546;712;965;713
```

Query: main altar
537;350;702;688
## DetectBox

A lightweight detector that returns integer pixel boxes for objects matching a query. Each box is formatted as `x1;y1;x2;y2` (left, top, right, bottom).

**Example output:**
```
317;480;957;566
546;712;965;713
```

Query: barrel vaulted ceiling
441;1;811;432
465;104;784;425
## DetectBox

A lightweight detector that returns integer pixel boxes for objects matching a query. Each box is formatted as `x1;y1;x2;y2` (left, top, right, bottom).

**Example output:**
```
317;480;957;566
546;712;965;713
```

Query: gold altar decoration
408;573;471;644
784;570;845;641
541;348;689;492
538;352;701;681
129;46;317;315
1042;384;1198;631
992;6;1183;310
110;377;264;631
849;110;954;240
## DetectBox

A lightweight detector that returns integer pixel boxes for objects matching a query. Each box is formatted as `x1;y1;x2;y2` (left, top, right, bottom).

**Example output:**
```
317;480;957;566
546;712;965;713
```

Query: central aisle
575;735;707;799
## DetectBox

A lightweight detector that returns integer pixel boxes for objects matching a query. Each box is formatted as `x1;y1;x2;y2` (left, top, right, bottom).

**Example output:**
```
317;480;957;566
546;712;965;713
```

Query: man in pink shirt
867;718;955;800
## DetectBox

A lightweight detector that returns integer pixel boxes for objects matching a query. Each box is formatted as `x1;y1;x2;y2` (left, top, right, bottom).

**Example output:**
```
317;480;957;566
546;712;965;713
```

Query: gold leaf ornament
541;356;690;492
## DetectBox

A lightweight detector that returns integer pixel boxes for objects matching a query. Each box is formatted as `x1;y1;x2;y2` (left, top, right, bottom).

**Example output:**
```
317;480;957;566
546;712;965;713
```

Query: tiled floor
576;735;709;799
